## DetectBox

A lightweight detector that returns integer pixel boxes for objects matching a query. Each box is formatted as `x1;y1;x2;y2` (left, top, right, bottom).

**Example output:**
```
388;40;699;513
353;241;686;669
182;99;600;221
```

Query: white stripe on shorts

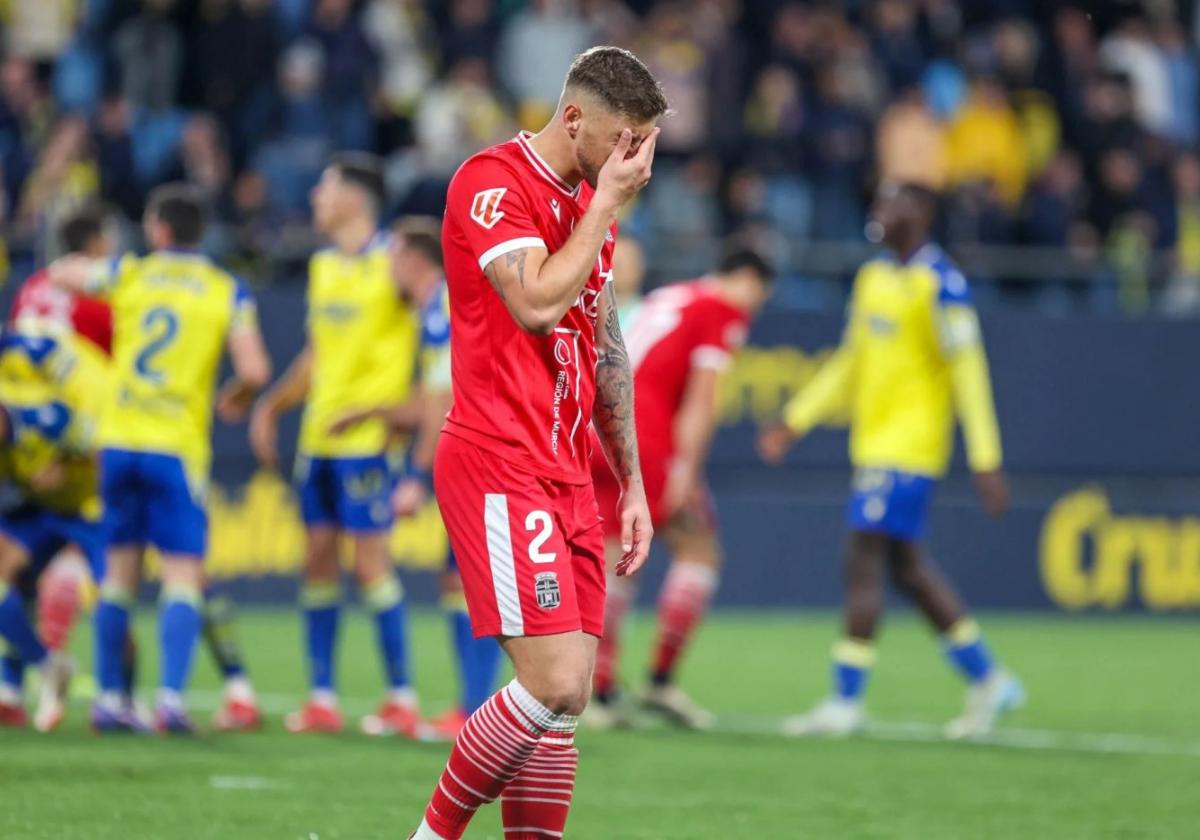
484;494;524;636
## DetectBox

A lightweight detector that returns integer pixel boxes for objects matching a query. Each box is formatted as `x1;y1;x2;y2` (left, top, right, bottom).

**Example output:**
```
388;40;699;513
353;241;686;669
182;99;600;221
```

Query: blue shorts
100;449;207;557
296;455;393;532
0;506;106;580
846;468;936;541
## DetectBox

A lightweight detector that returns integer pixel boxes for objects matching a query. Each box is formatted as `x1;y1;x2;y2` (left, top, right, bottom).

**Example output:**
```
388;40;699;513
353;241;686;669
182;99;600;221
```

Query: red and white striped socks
651;562;718;683
592;574;636;700
415;679;578;840
501;715;579;838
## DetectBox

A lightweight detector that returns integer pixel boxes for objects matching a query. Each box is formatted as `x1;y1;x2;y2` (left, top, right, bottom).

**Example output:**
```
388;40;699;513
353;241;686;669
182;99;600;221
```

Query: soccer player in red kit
409;47;668;840
588;242;775;729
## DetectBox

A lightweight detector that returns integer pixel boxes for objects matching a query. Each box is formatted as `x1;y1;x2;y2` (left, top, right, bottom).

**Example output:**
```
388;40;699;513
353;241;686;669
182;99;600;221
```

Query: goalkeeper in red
409;47;667;839
760;181;1024;739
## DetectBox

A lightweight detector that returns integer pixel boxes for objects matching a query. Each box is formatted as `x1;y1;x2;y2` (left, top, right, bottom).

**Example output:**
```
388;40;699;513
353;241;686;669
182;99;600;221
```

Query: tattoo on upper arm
594;282;640;482
483;248;531;301
504;248;528;288
483;263;506;300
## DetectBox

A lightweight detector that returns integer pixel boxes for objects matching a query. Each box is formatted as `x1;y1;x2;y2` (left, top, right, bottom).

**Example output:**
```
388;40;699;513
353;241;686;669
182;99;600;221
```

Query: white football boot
945;669;1026;740
783;697;866;737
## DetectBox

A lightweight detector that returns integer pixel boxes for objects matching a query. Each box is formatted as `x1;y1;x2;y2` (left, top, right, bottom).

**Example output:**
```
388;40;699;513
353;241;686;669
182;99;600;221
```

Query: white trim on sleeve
691;345;732;371
477;237;547;271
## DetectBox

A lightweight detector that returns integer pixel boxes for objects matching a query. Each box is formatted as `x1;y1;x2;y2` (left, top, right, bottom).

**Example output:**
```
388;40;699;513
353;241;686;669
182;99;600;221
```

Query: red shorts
591;446;717;539
435;432;606;638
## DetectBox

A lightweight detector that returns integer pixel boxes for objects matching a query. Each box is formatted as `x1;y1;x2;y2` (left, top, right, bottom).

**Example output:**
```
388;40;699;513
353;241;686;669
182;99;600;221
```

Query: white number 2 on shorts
525;510;557;564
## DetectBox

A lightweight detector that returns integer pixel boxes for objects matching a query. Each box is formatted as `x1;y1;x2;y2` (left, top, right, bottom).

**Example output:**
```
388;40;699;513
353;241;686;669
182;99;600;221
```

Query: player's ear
562;102;582;140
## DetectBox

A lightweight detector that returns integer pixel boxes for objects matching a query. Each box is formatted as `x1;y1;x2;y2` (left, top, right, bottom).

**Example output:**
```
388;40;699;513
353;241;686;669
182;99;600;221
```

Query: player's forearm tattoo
594;282;641;484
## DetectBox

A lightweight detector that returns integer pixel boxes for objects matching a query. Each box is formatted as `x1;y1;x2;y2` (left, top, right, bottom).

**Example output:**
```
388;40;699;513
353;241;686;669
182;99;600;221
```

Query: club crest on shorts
534;572;561;610
470;188;507;229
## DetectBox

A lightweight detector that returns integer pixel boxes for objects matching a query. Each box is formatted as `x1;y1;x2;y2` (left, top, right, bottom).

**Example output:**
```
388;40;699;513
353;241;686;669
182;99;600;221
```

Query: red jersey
442;132;616;484
10;268;114;356
624;280;748;460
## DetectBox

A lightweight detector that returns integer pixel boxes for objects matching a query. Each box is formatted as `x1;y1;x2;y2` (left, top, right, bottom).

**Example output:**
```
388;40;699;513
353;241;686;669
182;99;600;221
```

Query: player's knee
888;557;925;595
524;668;592;716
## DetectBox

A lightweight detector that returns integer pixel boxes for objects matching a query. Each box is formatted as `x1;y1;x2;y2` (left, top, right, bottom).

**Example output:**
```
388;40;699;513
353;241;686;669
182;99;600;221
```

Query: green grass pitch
1;608;1196;839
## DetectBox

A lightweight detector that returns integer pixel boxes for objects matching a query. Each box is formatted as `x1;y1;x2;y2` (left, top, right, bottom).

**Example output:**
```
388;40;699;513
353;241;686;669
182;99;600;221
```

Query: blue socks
0;582;46;667
447;599;500;713
2;652;24;691
301;582;341;692
364;575;410;691
159;585;202;695
95;585;133;694
944;618;995;683
832;638;875;702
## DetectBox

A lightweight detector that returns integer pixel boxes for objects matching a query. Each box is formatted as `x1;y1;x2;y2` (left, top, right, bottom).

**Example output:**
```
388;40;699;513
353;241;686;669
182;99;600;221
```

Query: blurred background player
10;206;263;732
5;206;114;684
0;355;102;731
52;183;271;733
588;239;774;730
611;236;648;329
330;216;502;740
759;181;1023;739
250;154;422;737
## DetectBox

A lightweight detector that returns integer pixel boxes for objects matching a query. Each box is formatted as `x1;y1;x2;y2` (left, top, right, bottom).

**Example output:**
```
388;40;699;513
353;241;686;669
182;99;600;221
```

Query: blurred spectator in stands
114;0;184;113
94;95;142;221
2;0;80;61
995;17;1059;179
0;57;52;219
1163;152;1200;315
402;57;512;216
1047;7;1100;147
1100;14;1171;138
945;74;1028;207
498;0;594;129
173;115;235;253
1023;149;1087;248
1091;147;1149;238
868;0;925;92
876;86;945;190
945;180;1016;247
581;0;640;46
251;40;333;220
768;3;818;88
1156;21;1198;147
637;155;721;276
365;0;437;122
1073;72;1142;181
637;2;709;157
13;116;98;257
743;64;806;174
195;0;282;167
808;63;871;240
439;0;500;69
307;0;378;151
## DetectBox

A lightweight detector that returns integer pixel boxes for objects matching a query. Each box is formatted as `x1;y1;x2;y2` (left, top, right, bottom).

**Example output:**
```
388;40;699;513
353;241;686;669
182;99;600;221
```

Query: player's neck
526;126;583;189
330;216;378;255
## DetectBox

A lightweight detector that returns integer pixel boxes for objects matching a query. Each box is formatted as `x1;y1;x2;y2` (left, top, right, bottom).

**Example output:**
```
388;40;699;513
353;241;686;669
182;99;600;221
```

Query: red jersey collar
514;132;583;199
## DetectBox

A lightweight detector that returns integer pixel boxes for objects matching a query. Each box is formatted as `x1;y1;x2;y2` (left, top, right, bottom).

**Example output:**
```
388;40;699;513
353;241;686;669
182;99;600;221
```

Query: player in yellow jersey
52;184;272;733
760;182;1023;739
249;154;424;736
0;363;100;732
325;216;502;739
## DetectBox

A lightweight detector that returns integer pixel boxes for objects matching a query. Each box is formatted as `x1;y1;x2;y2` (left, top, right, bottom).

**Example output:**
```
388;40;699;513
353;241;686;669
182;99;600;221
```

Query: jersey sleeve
447;156;546;271
690;305;748;372
84;254;136;298
929;259;1003;472
420;288;452;391
229;278;260;335
782;270;862;435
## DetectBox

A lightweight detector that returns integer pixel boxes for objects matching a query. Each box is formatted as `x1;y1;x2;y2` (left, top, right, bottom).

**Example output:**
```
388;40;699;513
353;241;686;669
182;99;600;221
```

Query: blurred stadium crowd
4;0;1200;312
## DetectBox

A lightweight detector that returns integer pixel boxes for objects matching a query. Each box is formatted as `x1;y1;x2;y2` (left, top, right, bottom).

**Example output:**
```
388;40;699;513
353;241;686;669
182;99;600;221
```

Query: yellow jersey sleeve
783;276;861;435
934;270;1003;473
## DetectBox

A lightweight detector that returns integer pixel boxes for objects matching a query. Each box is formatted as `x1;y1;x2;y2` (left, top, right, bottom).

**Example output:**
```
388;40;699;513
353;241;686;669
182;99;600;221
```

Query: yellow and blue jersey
784;243;1002;479
0;330;106;518
418;281;452;393
299;234;420;458
89;250;258;477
